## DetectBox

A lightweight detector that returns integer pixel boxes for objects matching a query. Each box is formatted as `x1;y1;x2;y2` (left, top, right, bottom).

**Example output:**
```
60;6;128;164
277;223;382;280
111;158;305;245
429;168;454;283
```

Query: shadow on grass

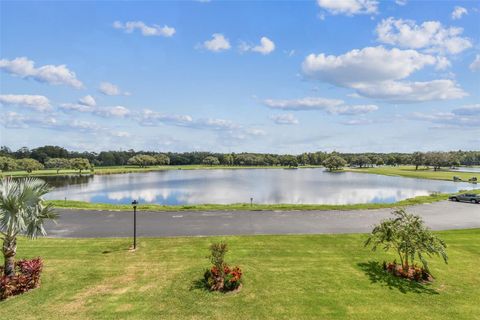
190;278;209;292
358;261;438;295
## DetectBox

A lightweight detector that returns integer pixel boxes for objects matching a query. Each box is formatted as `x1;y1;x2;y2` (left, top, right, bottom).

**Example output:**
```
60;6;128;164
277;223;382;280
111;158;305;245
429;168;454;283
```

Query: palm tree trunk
2;236;16;277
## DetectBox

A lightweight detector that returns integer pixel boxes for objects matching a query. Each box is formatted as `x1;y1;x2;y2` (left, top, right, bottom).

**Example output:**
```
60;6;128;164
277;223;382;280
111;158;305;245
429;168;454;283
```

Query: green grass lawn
1;229;479;319
346;166;479;182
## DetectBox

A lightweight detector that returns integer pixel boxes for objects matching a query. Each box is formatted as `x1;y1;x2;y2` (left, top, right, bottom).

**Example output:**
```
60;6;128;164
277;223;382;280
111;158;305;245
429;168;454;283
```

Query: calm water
451;167;480;173
43;169;477;205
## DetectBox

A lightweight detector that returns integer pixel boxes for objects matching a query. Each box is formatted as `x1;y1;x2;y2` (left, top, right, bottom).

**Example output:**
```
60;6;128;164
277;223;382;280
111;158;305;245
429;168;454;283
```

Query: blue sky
1;0;479;153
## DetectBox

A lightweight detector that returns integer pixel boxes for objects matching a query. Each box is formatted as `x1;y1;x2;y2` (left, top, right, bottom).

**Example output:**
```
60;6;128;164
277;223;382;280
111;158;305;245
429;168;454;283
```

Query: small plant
203;242;243;292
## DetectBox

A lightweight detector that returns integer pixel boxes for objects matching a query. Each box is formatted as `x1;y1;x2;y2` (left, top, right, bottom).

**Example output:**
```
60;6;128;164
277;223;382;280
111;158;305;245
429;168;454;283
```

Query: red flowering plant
203;242;243;292
0;258;43;300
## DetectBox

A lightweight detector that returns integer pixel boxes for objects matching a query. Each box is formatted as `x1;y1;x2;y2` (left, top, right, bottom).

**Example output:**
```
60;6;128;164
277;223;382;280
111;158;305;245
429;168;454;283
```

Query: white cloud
113;21;175;37
302;46;437;85
270;114;299;125
327;104;379;115
203;34;231;52
470;54;480;72
375;18;472;54
99;82;130;96
452;6;468;20
0;94;52;112
59;103;93;113
0;57;83;88
316;0;378;15
411;111;479;128
240;37;276;55
137;109;193;126
94;106;131;118
342;118;374;126
395;0;407;6
301;46;467;103
78;95;96;107
263;97;344;110
354;79;467;102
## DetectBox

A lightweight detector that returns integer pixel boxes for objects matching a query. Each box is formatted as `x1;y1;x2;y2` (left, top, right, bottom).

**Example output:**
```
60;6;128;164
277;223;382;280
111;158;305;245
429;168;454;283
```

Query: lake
42;168;477;205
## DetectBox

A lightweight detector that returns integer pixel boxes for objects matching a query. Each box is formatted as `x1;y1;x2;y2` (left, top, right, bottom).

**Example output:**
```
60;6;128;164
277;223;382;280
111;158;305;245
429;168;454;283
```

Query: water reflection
44;169;477;205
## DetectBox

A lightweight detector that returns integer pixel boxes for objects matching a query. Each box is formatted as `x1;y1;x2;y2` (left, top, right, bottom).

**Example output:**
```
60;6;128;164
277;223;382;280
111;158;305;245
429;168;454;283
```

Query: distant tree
154;154;170;166
45;158;71;173
69;158;91;173
16;159;44;173
372;156;384;166
323;155;347;171
425;152;449;171
365;209;448;273
221;154;234;166
0;156;18;172
280;155;298;167
386;155;397;166
411;152;425;170
299;153;310;166
203;156;220;166
127;155;156;168
98;151;116;166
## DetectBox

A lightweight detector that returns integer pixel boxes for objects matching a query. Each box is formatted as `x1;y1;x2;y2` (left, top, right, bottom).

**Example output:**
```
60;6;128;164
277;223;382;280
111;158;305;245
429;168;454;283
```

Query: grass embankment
346;166;479;182
48;189;480;212
1;229;479;319
1;165;322;177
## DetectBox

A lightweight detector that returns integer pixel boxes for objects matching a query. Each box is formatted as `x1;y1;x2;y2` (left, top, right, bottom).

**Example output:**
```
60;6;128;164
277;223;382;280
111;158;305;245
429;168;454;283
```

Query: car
449;193;480;204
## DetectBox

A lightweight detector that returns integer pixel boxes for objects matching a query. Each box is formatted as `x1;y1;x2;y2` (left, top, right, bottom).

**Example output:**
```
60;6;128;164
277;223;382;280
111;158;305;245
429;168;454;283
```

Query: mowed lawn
1;229;479;320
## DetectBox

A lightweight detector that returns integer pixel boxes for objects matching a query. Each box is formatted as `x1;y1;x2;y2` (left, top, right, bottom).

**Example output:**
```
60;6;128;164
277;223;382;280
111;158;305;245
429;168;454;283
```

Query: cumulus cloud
451;6;468;20
301;46;467;102
470;54;480;72
137;109;193;127
203;34;231;52
0;57;83;88
99;82;130;96
375;18;472;54
270;114;299;125
240;37;276;55
341;118;374;126
327;104;379;115
78;95;96;107
113;21;175;37
0;94;52;112
395;0;407;5
302;46;438;86
316;0;378;15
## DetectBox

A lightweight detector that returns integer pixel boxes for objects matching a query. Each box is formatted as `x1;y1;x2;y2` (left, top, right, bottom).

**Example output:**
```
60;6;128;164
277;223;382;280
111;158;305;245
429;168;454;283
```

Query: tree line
0;145;479;172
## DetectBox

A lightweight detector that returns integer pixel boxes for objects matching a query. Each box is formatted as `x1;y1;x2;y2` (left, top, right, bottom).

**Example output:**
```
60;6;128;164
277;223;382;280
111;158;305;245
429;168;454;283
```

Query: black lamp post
131;200;138;250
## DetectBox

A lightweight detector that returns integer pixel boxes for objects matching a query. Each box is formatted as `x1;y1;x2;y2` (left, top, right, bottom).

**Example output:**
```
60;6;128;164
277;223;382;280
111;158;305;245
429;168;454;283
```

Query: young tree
69;158;91;174
45;158;71;173
0;178;57;276
323;155;347;171
16;158;44;173
365;209;448;273
412;152;425;170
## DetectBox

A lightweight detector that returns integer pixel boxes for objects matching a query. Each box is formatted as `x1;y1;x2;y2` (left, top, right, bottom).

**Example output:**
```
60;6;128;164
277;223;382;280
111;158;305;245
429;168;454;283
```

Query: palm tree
0;178;57;277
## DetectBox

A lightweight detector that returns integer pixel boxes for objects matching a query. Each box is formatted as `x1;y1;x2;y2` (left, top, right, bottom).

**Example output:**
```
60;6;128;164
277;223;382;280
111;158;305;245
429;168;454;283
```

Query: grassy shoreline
345;165;479;182
1;229;479;319
48;189;480;212
2;164;322;177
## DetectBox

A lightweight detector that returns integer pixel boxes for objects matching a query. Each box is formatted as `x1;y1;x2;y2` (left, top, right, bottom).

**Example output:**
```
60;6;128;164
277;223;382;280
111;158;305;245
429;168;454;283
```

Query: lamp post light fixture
131;200;138;250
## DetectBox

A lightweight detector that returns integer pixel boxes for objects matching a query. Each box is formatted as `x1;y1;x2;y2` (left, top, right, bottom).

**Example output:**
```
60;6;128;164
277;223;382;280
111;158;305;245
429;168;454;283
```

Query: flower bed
204;264;243;292
0;258;43;300
383;261;432;282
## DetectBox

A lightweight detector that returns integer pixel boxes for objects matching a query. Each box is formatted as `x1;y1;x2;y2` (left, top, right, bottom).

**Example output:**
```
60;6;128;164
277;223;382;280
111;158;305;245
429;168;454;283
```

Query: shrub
203;242;242;292
0;258;43;300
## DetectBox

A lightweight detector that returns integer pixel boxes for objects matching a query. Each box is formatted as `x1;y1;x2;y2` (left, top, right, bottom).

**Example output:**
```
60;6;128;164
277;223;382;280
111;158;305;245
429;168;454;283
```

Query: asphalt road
44;201;480;238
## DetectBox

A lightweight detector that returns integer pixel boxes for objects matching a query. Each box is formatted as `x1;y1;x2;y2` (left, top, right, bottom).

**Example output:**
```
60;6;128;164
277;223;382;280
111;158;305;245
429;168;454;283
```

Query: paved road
44;201;480;238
